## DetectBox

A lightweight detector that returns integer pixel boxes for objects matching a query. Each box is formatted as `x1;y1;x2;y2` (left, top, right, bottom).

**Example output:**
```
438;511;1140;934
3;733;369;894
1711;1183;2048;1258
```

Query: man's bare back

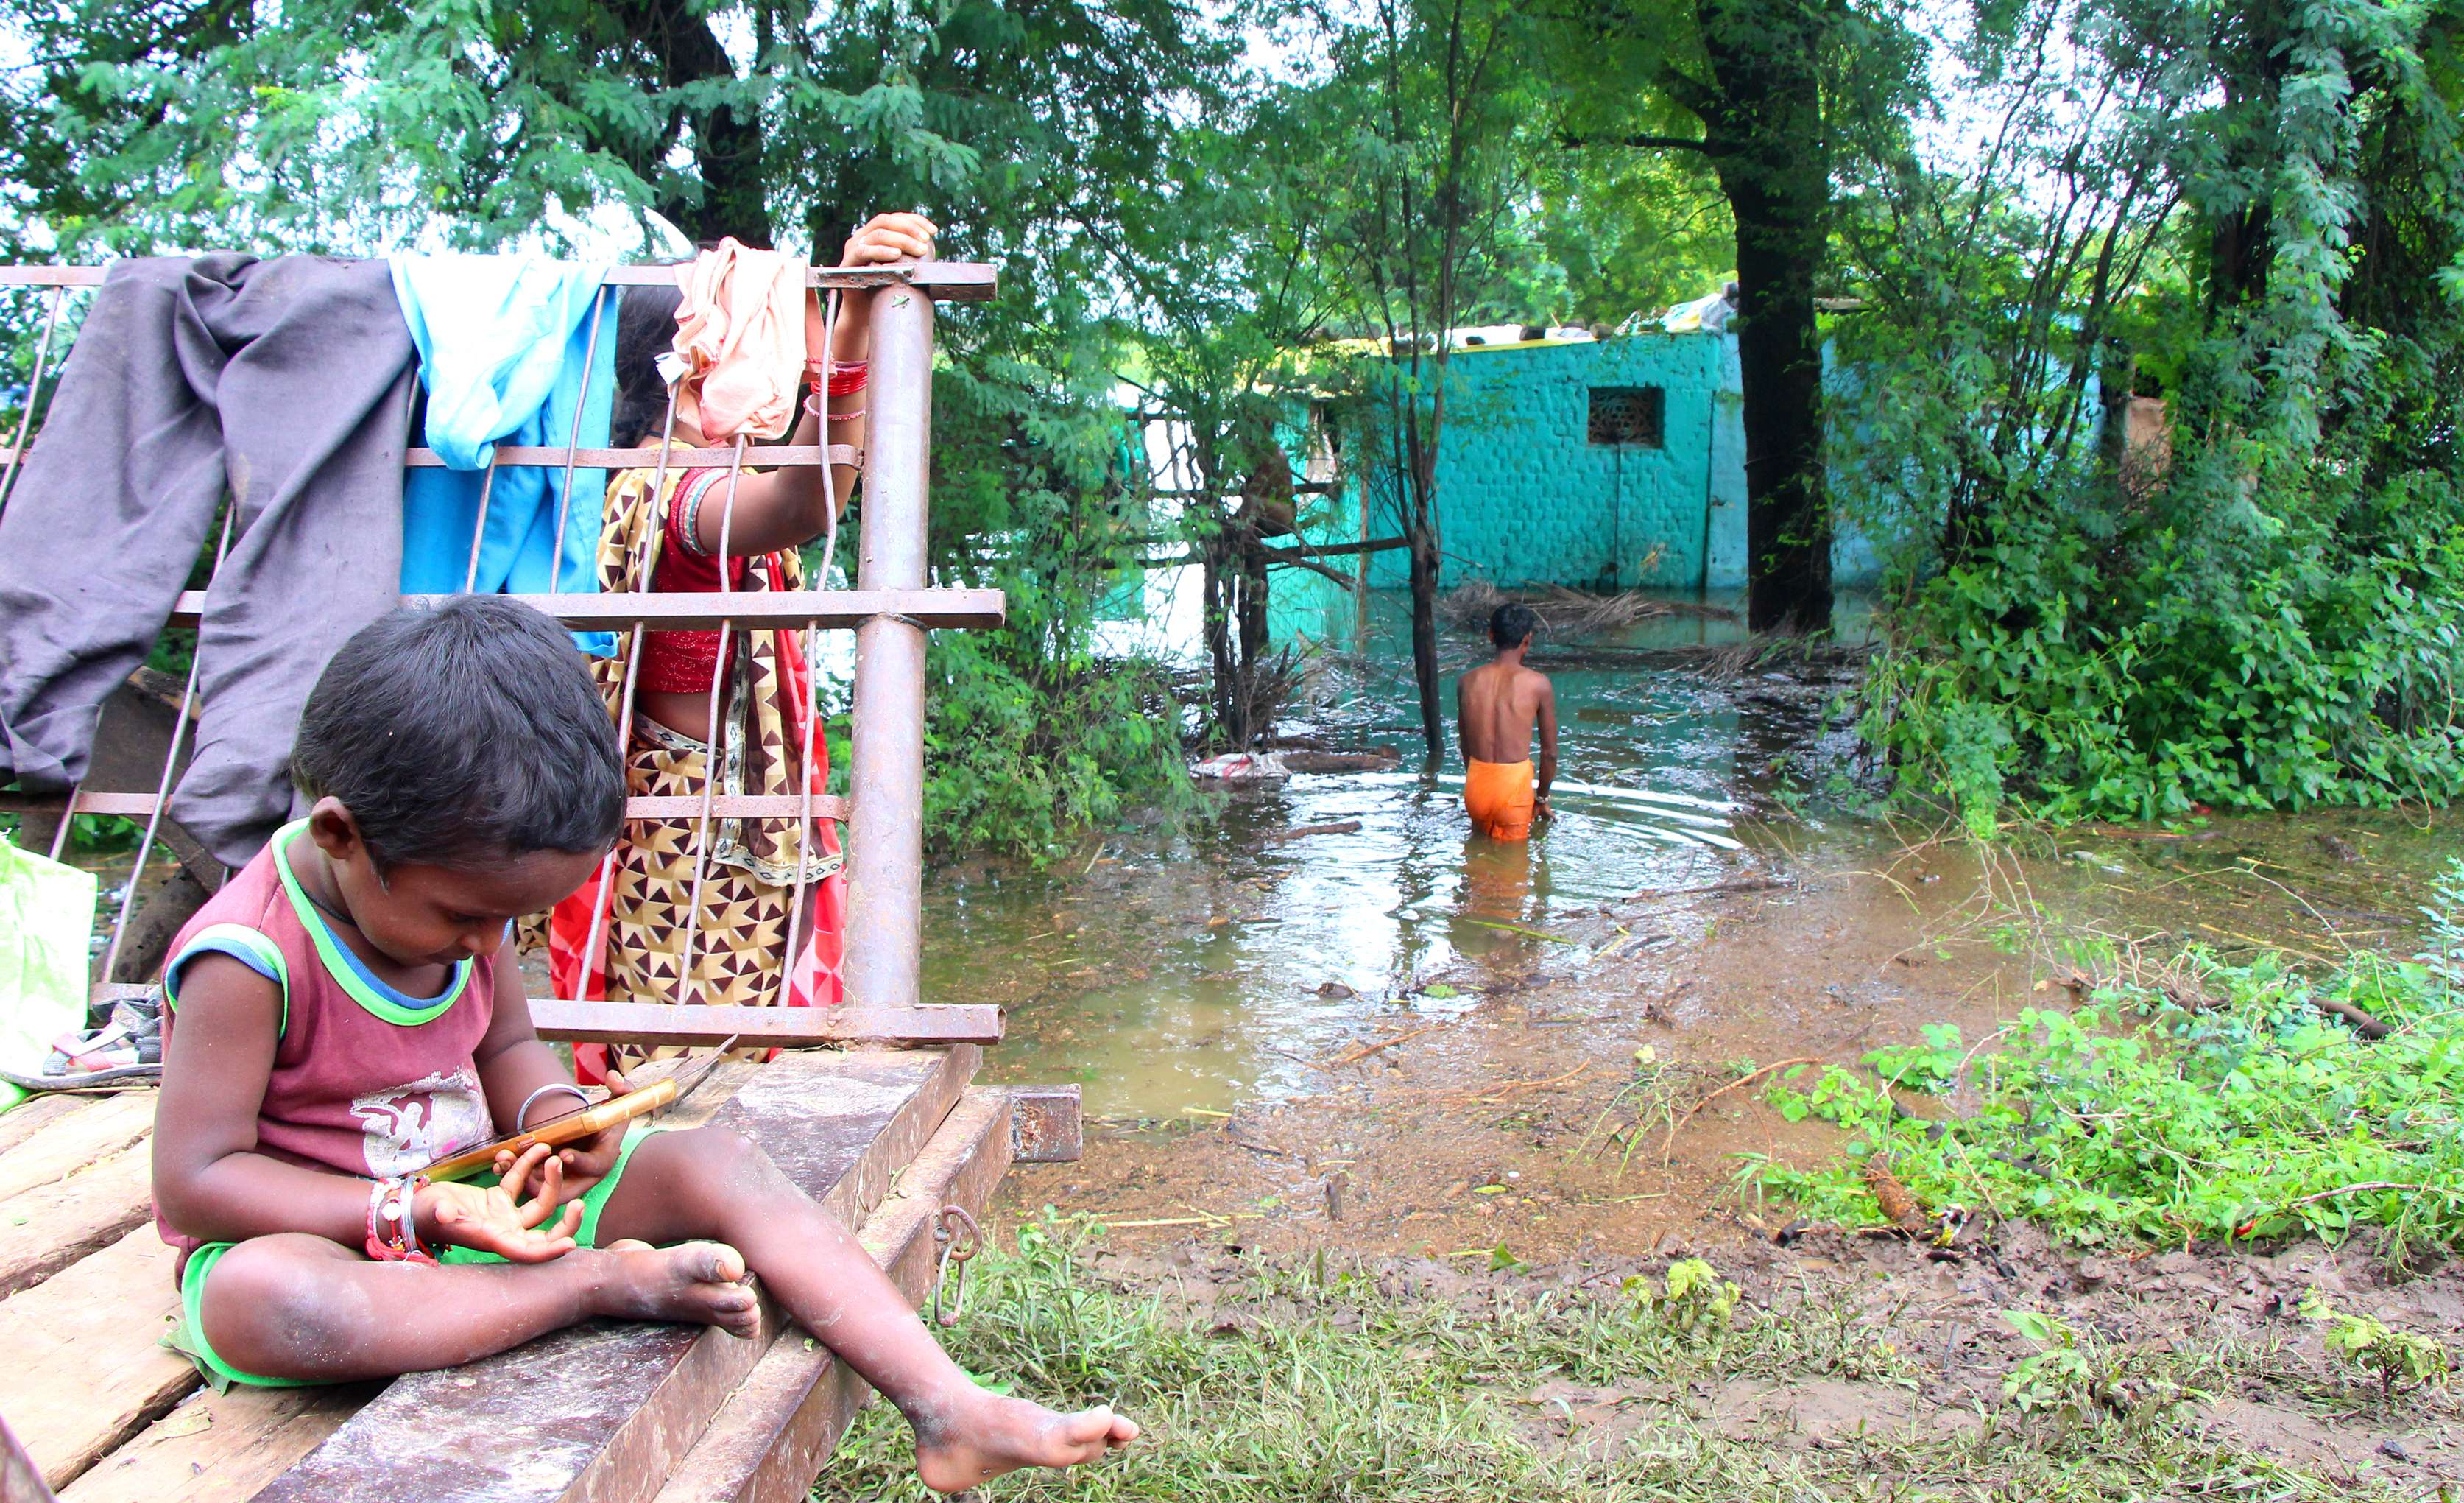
1458;659;1554;764
1456;605;1557;837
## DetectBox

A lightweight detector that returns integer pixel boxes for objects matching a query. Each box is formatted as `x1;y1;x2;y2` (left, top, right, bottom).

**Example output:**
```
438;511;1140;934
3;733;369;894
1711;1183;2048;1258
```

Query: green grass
819;1219;2427;1502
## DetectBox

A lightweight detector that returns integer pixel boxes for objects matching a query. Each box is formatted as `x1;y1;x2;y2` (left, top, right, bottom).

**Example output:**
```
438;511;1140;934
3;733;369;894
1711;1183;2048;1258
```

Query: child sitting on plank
149;595;1134;1493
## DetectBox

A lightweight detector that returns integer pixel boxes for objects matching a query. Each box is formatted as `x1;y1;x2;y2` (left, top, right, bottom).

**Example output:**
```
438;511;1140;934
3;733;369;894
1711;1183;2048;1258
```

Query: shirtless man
1457;602;1557;841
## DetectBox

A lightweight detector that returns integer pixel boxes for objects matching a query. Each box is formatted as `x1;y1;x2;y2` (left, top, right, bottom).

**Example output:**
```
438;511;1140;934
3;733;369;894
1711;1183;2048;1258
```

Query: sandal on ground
4;993;163;1092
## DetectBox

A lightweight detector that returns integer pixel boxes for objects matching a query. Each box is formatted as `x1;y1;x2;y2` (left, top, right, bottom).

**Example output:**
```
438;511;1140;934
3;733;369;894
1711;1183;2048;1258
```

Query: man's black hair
1491;602;1541;650
611;281;686;447
290;597;624;870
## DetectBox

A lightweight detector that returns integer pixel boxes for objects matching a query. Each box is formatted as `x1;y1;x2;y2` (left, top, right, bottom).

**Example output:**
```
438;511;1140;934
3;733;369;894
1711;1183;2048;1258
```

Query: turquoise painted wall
1357;333;1876;593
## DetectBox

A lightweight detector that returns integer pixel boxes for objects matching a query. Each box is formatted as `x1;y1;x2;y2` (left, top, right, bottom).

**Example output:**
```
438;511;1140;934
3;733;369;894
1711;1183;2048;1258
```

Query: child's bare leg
197;1232;760;1382
593;1127;1137;1493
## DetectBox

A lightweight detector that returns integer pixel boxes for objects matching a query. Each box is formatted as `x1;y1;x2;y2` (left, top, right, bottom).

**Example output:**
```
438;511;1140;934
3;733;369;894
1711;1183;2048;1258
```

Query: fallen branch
1459;916;1586;946
1327;1025;1439;1068
1659;1056;1823;1160
1263;820;1364;843
1447;1062;1591;1104
1623;876;1792;902
2312;997;2392;1040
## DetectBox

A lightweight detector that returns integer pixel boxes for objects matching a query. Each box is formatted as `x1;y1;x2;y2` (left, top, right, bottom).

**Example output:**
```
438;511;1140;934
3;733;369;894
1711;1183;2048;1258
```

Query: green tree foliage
1838;0;2464;828
1548;0;1923;632
0;0;1224;856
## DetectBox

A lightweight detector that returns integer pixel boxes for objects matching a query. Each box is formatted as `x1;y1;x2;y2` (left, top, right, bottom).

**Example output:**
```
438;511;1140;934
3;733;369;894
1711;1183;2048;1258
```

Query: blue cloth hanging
390;256;619;655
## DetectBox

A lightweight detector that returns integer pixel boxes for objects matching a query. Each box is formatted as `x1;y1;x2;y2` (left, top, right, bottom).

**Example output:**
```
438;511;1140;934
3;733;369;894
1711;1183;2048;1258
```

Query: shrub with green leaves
2301;1291;2454;1406
1749;938;2464;1256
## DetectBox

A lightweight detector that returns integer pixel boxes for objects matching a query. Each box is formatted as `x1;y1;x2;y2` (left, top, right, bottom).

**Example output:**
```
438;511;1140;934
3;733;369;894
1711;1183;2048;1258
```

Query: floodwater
931;588;2464;1124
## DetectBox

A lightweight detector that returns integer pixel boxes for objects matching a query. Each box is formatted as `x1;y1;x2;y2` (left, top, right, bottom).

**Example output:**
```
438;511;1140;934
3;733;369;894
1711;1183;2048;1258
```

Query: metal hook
931;1204;982;1328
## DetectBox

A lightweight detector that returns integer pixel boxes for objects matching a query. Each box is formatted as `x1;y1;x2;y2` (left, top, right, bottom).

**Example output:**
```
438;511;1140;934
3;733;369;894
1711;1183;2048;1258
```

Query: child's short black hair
1491;602;1540;650
290;597;624;871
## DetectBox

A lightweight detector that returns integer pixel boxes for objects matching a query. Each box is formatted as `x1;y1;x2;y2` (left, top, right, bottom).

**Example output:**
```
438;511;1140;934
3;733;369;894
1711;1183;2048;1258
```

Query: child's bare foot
911;1392;1137;1494
587;1240;760;1339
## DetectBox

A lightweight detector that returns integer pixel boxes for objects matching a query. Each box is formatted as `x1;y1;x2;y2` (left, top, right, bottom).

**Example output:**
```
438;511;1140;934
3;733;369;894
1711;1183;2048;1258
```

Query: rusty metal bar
548;286;611;595
1006;1085;1084;1164
406;442;862;470
80;984;1005;1046
776;289;841;1009
0;789;850;822
160;586;1003;631
601;263;997;300
528;998;1003;1046
0;441;869;469
842;286;935;1010
0;285;67;515
674;435;749;1001
461;454;501;594
573;384;681;1001
99;505;235;982
0;262;997;298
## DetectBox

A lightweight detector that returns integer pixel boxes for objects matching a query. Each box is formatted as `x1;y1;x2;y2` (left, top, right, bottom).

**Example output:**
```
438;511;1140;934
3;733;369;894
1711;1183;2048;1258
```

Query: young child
151;595;1136;1493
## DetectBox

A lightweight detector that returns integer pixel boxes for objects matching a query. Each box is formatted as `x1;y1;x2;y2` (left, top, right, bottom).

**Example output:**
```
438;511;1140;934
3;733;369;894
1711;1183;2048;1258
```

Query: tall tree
1551;0;1913;631
0;0;1235;859
1311;0;1532;760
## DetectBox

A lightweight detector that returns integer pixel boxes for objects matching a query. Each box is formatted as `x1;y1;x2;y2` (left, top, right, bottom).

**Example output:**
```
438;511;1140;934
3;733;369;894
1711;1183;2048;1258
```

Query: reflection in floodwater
922;589;2464;1120
923;591;1818;1116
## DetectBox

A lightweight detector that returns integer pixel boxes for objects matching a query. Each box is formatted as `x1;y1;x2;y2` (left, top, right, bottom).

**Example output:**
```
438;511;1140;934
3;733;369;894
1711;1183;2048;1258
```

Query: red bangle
827;362;868;398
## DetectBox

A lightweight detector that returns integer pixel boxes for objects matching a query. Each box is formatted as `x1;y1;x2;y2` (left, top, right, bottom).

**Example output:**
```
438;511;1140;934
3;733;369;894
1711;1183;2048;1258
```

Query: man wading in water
1456;602;1557;841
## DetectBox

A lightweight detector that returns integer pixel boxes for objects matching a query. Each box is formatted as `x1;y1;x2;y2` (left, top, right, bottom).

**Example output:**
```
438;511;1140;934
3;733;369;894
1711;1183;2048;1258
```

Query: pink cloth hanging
663;239;808;443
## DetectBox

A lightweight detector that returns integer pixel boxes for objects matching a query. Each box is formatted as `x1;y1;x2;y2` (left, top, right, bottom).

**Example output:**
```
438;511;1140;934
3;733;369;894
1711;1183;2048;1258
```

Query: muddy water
925;594;1810;1117
933;590;2464;1133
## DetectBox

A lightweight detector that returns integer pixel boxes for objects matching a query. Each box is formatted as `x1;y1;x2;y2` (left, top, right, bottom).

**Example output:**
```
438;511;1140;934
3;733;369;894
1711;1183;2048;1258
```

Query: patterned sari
536;465;847;1077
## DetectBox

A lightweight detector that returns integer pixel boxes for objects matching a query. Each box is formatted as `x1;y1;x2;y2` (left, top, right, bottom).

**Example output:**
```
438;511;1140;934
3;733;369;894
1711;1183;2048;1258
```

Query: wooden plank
0;1094;154;1203
1;1412;59;1502
529;1001;1003;1048
57;1062;760;1503
255;1046;980;1503
0;1143;155;1299
164;588;1006;633
1007;1084;1084;1164
0;1094;94;1159
57;1385;375;1503
656;1087;1014;1503
0;1225;197;1490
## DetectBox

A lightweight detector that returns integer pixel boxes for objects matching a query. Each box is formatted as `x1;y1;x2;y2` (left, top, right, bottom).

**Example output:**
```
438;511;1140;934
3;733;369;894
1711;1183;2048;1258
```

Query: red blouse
640;470;751;694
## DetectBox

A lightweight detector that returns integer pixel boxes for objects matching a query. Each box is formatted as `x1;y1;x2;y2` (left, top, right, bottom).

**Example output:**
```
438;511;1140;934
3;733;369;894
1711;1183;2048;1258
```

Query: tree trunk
1408;520;1444;763
1201;537;1238;744
1237;532;1270;668
1698;0;1833;635
1729;186;1831;631
604;0;772;245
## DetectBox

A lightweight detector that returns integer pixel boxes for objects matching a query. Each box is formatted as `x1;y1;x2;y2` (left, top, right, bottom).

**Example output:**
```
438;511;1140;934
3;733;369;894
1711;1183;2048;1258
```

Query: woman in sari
541;215;937;1069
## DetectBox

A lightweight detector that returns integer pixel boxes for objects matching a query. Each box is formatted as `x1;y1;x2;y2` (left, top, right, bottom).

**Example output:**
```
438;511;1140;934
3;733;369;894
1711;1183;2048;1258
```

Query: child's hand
495;1071;633;1201
423;1144;583;1262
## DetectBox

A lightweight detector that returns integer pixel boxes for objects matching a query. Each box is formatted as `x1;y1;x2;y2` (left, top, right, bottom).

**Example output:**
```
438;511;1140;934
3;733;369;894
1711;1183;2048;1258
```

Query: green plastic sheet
0;831;97;1113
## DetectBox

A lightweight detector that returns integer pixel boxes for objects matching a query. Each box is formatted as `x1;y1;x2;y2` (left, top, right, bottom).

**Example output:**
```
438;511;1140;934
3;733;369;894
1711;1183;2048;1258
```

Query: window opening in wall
1588;385;1665;448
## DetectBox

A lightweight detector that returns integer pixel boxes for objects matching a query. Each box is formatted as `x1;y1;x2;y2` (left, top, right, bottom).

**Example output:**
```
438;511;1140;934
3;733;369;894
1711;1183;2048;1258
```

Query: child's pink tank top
152;821;497;1261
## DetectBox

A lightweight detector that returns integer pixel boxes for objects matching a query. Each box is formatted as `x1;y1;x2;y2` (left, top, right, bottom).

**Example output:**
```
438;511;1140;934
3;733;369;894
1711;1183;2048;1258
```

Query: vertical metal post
842;284;934;1010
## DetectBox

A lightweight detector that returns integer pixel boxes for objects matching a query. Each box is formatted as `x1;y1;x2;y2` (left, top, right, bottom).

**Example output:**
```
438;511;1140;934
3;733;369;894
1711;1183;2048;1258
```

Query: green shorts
170;1124;661;1390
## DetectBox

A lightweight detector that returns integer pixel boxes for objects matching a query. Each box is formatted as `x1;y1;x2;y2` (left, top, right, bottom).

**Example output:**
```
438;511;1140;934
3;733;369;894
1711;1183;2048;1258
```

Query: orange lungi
1463;758;1536;841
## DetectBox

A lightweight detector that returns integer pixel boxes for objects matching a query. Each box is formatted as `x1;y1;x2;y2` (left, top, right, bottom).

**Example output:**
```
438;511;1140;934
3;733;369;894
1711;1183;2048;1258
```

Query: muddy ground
995;838;2464;1488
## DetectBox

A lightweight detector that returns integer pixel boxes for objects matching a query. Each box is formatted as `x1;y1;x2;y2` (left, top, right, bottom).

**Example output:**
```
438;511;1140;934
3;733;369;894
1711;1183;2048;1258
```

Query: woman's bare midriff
639;686;732;745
